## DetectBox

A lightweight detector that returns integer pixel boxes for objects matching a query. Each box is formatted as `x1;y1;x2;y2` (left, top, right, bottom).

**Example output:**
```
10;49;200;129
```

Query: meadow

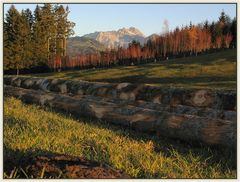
32;49;236;89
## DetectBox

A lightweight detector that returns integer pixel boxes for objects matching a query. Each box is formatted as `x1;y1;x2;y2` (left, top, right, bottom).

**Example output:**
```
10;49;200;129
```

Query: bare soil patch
4;153;129;179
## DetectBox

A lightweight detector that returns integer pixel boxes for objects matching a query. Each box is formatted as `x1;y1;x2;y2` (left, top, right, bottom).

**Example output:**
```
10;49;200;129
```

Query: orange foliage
47;23;233;69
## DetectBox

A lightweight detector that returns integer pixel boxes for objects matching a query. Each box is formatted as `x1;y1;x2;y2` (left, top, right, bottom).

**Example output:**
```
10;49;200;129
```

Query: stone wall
4;76;237;148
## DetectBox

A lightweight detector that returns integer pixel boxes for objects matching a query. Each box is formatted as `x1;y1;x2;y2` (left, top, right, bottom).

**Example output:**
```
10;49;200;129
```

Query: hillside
33;49;237;90
66;36;106;56
4;49;237;179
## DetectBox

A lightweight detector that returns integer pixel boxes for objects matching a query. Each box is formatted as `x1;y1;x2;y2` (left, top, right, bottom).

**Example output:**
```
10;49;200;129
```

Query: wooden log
4;76;236;110
4;76;237;120
72;95;236;121
4;85;236;148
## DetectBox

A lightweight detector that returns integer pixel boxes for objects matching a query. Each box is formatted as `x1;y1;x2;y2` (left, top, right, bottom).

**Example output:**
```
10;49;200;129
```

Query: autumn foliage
4;4;236;74
48;11;235;70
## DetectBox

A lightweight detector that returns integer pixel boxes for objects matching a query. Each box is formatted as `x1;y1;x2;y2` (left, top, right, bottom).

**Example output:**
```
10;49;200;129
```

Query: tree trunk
63;36;66;56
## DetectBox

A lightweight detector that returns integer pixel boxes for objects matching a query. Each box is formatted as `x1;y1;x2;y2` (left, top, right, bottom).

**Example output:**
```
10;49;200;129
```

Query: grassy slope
32;49;237;89
4;97;236;178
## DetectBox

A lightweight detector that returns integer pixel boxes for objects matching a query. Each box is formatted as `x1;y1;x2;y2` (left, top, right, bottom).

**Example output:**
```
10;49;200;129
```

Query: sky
3;3;237;37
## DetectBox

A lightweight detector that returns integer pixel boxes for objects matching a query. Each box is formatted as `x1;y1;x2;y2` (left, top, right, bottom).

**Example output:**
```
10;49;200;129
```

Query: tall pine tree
4;5;24;75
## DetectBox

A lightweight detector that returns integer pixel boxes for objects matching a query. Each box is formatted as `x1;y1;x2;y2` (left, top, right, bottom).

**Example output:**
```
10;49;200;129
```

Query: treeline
4;5;236;74
55;11;236;70
4;4;75;74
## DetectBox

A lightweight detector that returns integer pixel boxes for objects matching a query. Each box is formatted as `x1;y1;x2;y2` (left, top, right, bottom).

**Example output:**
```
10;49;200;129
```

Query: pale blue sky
3;3;236;37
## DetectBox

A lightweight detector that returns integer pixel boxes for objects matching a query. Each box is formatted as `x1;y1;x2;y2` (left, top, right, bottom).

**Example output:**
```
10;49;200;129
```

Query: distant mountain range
66;27;157;56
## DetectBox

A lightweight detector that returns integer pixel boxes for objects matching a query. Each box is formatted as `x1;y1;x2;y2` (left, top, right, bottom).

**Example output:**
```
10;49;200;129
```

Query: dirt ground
4;152;129;179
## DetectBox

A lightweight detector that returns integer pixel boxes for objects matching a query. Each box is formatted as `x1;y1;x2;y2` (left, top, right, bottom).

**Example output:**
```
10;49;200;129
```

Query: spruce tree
41;4;57;61
4;5;24;75
32;5;49;66
20;9;33;69
55;5;75;57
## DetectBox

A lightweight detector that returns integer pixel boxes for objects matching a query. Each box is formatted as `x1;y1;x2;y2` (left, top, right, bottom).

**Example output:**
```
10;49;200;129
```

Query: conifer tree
20;9;33;68
230;17;237;48
53;5;75;70
4;5;24;75
41;4;57;63
32;5;48;66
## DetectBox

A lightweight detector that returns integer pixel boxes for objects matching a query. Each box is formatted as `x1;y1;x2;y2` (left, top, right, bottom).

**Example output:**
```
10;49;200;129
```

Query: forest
4;4;237;74
4;4;75;74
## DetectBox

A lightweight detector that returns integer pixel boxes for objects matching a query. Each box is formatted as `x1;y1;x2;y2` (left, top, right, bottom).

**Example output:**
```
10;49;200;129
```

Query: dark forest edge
4;4;236;75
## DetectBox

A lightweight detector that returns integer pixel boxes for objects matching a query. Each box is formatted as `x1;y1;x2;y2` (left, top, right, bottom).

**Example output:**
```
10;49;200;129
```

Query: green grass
4;97;236;178
31;49;237;89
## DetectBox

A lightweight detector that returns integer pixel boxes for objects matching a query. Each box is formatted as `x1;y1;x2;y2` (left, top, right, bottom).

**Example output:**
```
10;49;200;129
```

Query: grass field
4;97;236;178
32;49;237;89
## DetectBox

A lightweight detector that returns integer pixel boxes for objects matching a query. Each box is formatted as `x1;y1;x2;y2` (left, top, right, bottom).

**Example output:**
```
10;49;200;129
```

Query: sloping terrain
33;49;237;89
4;49;237;179
4;97;236;178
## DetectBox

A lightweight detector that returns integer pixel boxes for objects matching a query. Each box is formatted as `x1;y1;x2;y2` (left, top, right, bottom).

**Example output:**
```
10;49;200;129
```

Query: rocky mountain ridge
67;27;158;56
83;27;146;48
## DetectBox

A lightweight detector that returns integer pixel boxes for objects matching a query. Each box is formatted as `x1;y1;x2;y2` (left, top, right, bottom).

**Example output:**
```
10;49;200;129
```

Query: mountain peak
117;27;145;37
83;27;145;48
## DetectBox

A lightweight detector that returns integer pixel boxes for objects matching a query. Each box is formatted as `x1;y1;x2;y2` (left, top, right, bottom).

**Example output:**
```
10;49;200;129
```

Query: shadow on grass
3;145;129;179
89;119;237;171
91;74;236;88
32;68;236;89
31;50;236;76
4;117;237;178
27;104;240;169
3;145;52;174
156;49;236;66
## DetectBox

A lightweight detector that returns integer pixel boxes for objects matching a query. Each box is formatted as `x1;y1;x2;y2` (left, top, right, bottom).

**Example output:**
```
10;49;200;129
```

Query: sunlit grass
4;97;236;178
31;49;237;89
